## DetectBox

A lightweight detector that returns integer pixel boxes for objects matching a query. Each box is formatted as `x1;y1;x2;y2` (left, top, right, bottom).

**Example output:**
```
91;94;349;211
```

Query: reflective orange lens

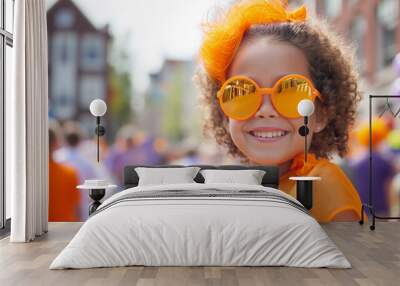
218;78;262;120
271;76;317;118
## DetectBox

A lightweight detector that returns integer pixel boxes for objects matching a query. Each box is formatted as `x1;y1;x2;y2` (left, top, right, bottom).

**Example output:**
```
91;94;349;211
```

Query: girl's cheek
287;117;303;130
228;119;244;133
228;121;239;141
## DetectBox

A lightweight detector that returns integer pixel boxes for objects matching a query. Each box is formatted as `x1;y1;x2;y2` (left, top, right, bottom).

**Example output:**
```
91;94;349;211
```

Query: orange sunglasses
217;74;322;120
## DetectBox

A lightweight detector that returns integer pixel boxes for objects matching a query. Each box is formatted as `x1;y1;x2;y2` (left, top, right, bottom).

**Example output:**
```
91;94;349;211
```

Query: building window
80;34;105;71
79;75;105;108
1;0;14;232
55;8;75;29
50;32;77;120
51;32;77;63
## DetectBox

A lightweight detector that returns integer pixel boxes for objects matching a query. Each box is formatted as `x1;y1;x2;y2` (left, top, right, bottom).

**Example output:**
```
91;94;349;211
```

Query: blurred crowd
48;116;400;221
340;114;400;219
48;120;227;221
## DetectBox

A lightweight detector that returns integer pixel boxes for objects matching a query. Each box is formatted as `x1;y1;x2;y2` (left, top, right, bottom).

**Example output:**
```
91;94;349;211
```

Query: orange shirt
280;154;362;223
49;159;80;222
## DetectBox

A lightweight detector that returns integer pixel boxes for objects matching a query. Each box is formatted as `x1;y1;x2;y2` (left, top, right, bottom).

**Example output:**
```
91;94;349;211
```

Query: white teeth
252;131;286;138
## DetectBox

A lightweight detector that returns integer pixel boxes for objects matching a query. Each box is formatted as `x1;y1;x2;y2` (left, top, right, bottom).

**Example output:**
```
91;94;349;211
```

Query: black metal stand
88;189;105;215
296;180;313;210
359;95;400;230
295;115;313;210
95;116;106;163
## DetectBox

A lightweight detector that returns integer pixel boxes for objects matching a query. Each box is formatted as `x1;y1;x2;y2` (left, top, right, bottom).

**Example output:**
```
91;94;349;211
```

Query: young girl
195;0;362;222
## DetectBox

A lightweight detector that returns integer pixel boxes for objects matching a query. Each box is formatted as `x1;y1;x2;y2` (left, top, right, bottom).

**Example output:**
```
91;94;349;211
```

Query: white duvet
50;183;351;269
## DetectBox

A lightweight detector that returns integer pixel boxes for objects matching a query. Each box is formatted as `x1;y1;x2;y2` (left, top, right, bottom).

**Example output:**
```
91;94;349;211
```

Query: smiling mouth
248;130;289;141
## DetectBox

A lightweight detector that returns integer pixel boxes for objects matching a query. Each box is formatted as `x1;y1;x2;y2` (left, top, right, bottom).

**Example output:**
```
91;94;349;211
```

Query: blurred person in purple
55;121;97;220
386;130;400;216
140;135;166;164
350;118;394;216
105;126;164;184
105;125;138;184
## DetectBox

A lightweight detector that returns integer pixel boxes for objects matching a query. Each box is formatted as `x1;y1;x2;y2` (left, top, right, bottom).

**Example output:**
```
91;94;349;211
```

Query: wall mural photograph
2;0;400;284
45;0;400;224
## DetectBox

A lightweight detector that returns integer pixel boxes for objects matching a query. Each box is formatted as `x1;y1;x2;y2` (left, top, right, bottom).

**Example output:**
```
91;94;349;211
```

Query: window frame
0;0;14;234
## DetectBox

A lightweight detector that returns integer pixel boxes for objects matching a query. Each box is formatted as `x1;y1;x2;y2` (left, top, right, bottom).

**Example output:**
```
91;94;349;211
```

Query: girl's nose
254;93;280;118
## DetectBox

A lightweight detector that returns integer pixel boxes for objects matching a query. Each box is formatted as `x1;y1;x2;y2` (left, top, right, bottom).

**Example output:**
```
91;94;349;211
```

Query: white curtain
7;0;48;242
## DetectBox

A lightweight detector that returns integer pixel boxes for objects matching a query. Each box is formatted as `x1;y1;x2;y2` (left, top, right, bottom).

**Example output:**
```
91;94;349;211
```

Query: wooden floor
0;222;399;286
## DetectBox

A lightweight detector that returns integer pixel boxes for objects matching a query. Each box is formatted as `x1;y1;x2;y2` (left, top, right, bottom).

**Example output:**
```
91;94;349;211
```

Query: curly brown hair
194;19;361;162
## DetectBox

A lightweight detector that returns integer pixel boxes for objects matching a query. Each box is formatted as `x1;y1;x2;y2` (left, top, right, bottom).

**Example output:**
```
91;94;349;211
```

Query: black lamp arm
304;116;308;163
94;116;106;162
298;116;309;163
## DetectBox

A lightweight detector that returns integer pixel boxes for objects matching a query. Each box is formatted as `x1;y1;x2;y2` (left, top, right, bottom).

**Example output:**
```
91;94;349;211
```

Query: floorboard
0;222;399;286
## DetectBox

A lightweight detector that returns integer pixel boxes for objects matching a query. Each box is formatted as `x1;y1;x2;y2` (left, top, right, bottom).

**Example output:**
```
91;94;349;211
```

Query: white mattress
50;183;351;269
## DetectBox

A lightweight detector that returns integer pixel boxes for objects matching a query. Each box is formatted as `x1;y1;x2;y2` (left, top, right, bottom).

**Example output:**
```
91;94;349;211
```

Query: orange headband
199;0;307;83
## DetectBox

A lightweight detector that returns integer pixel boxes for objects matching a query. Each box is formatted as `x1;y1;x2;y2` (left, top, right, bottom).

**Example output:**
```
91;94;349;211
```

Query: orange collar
288;153;319;176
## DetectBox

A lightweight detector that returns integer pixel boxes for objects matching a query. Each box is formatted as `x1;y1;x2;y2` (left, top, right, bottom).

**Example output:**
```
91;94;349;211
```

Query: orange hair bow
199;0;307;83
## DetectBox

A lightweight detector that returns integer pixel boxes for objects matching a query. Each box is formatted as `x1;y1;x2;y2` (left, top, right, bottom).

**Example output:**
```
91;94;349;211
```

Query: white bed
50;183;351;269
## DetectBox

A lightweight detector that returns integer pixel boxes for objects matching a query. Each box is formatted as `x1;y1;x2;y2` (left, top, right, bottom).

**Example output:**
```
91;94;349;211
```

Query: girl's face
226;37;326;166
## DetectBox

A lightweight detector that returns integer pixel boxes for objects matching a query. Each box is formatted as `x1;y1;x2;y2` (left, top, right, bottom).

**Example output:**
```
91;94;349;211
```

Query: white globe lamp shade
297;99;314;117
90;99;107;117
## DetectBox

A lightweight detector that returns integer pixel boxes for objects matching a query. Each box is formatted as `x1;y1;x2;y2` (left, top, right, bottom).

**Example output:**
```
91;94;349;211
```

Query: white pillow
200;169;266;185
135;167;201;186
